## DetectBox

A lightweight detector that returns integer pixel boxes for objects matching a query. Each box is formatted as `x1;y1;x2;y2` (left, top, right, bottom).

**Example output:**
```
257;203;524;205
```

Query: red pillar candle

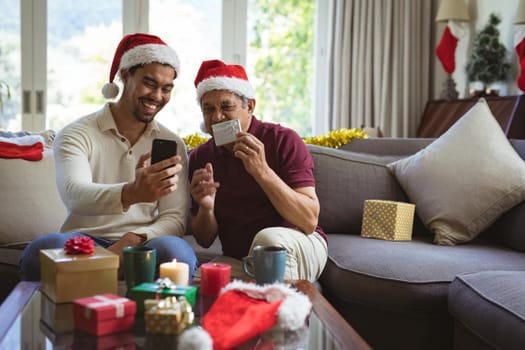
200;263;231;296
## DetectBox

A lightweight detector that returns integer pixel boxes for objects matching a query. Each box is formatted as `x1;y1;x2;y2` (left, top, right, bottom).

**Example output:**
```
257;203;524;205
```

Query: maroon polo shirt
189;116;327;259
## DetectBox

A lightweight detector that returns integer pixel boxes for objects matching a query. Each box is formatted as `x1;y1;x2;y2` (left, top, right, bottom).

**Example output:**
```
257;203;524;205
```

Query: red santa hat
194;59;255;103
178;280;311;350
101;33;180;99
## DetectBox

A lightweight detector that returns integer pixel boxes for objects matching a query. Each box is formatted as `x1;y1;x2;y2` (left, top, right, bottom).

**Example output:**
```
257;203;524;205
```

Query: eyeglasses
202;102;240;117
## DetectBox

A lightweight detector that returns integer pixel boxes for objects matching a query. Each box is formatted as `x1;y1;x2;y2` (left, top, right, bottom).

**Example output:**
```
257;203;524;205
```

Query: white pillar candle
159;259;189;286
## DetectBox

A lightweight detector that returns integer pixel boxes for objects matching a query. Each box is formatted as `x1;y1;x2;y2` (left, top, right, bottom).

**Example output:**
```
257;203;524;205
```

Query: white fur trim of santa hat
102;33;180;99
194;59;255;103
196;76;255;103
119;43;180;74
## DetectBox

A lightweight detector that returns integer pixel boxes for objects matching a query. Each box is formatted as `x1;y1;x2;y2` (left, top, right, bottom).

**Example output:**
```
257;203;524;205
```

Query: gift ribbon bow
155;277;177;300
64;235;95;255
84;295;128;319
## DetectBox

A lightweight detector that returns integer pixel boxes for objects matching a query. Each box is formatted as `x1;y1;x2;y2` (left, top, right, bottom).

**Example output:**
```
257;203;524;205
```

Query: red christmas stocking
515;29;525;91
436;24;459;75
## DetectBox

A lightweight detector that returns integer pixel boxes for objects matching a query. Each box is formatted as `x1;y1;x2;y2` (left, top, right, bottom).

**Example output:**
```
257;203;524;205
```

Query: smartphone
151;138;178;165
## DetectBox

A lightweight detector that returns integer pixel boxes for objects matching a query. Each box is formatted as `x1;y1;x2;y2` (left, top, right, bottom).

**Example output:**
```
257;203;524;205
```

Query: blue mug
242;246;287;285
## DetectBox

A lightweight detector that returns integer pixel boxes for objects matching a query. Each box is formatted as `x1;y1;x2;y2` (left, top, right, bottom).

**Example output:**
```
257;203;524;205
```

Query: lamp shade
436;0;470;22
515;0;525;24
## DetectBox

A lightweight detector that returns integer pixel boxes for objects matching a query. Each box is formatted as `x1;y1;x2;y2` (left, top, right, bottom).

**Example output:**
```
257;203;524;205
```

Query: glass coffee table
0;280;370;349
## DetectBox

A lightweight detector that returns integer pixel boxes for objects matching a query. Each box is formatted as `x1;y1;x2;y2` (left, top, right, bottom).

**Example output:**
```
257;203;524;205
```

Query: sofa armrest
0;149;66;246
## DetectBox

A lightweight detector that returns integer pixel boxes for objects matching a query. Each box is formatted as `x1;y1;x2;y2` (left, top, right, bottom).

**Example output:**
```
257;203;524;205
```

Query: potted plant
466;13;511;96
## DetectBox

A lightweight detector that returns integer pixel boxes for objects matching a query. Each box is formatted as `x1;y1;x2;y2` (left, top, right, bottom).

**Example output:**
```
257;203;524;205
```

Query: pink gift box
73;294;136;336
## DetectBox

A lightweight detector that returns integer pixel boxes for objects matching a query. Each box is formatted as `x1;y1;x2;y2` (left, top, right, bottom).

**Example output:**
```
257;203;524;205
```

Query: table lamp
435;0;470;100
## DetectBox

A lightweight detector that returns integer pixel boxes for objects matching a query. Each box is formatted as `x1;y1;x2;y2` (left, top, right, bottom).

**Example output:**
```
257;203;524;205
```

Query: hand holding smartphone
151;138;178;165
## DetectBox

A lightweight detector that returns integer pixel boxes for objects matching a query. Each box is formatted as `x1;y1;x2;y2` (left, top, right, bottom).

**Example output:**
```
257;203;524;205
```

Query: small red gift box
73;294;136;336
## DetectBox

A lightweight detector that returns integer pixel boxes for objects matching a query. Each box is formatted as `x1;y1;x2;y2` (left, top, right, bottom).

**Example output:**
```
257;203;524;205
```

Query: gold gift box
40;246;118;303
40;292;74;333
144;297;194;335
361;200;415;241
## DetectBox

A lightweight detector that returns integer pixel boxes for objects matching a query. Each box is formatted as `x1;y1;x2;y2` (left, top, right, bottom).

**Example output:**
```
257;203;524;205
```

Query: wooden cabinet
417;95;525;139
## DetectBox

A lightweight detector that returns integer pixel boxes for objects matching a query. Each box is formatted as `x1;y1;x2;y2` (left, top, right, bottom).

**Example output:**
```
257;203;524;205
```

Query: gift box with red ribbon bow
40;244;119;303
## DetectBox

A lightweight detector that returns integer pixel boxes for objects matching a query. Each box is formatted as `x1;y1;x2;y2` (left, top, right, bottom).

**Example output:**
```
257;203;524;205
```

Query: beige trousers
195;227;328;282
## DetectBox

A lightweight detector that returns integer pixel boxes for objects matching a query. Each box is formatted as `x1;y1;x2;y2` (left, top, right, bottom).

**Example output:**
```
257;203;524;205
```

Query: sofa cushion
480;139;525;253
183;234;222;264
307;144;430;236
0;149;66;246
448;271;525;350
387;99;525;245
483;199;525;253
321;234;525;314
341;137;434;156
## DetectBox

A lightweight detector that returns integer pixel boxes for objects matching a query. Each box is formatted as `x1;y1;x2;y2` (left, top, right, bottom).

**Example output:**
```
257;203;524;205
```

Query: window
247;0;315;136
150;0;222;136
47;1;122;131
0;0;317;137
0;0;21;130
0;0;122;132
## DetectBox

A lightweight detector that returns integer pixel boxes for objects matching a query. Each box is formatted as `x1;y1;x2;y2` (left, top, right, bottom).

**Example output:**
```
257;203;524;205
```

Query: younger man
20;34;197;281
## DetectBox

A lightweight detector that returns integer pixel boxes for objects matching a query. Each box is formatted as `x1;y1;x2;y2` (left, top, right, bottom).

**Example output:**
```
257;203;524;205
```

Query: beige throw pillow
387;98;525;245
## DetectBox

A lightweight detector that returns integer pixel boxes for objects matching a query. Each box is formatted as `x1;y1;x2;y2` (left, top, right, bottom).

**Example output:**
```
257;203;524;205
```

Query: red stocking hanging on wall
515;27;525;91
436;21;467;75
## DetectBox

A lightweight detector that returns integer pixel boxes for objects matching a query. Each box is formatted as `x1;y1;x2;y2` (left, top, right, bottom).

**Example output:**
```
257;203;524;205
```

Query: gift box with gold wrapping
129;280;197;312
72;294;136;336
40;246;118;303
361;199;415;241
144;296;194;335
40;292;74;333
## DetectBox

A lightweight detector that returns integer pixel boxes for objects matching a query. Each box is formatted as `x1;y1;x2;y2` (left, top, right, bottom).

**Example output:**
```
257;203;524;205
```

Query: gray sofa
311;138;525;350
1;138;524;350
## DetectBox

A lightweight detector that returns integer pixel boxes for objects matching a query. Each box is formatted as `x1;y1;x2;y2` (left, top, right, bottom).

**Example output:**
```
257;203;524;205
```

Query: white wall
433;0;521;99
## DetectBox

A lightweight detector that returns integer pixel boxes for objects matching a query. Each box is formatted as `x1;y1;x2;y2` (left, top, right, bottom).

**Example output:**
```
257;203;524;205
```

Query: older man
189;59;327;281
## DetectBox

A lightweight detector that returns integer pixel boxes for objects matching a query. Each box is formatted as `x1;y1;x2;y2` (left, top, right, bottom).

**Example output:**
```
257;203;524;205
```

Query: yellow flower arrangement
183;127;368;151
303;128;368;148
183;133;210;151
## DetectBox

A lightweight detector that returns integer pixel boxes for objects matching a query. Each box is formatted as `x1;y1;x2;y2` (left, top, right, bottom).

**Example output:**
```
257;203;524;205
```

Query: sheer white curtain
315;0;432;137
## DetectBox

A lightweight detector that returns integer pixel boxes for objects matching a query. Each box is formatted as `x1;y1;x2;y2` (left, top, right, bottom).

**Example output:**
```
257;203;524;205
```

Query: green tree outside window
249;0;314;137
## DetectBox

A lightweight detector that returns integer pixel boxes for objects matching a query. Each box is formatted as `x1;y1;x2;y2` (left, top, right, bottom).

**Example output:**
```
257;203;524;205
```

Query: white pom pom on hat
101;33;181;99
194;59;255;103
101;82;120;99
